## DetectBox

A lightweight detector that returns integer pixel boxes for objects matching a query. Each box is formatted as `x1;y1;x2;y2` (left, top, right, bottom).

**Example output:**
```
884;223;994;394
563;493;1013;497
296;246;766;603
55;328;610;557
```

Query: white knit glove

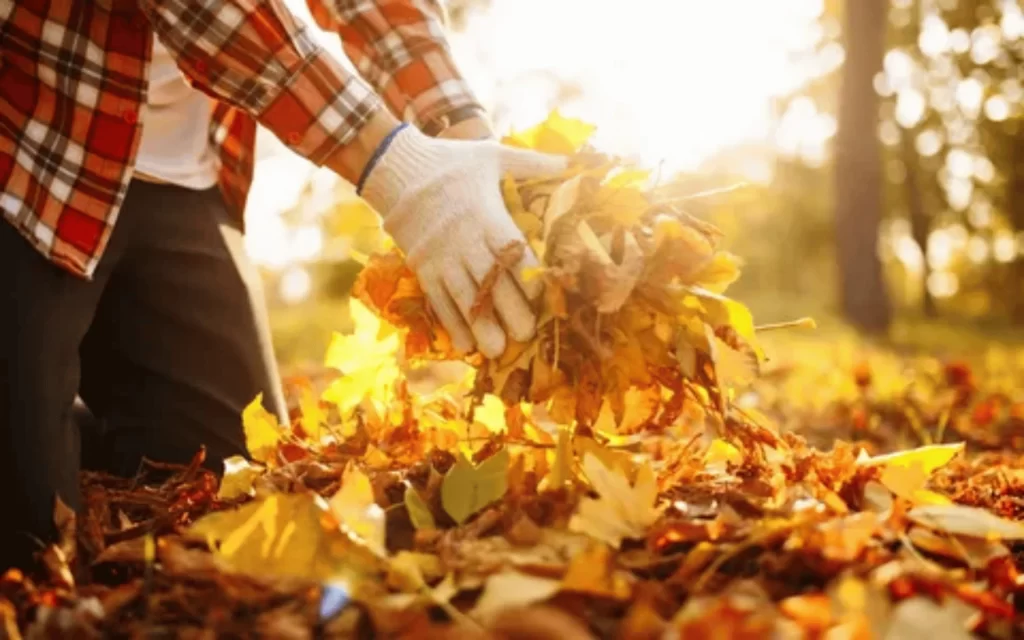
360;125;567;358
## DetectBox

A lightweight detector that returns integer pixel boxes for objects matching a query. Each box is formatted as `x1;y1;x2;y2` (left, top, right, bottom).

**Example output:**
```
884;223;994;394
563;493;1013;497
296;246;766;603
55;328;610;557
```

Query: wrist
424;106;491;138
359;125;449;217
355;122;410;194
324;109;402;185
437;115;494;141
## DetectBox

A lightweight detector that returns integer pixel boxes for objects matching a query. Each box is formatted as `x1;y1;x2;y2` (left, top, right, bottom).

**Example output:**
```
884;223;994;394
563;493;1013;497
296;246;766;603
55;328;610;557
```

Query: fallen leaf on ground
569;454;661;548
441;449;510;524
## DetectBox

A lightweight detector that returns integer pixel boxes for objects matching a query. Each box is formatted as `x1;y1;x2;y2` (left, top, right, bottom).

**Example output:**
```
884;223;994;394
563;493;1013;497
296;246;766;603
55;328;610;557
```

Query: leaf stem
753;318;817;333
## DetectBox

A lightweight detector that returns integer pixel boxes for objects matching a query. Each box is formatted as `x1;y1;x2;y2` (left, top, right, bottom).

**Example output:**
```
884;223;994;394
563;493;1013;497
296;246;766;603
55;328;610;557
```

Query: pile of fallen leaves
5;114;1024;639
352;111;802;433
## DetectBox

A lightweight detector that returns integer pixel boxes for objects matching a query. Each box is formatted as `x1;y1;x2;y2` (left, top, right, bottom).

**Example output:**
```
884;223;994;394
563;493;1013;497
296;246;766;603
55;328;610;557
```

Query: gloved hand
360;125;566;358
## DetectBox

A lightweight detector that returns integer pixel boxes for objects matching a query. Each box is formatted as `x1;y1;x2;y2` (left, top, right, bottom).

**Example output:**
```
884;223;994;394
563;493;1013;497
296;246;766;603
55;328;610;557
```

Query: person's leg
78;182;287;477
0;207;136;571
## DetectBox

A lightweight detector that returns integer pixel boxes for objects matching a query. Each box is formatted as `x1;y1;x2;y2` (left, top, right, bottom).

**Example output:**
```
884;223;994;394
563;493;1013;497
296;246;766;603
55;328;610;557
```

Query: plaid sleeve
306;0;484;129
138;0;385;166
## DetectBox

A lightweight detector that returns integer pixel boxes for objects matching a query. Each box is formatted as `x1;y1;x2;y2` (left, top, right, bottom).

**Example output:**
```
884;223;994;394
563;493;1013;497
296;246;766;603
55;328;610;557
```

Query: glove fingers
498;146;569;179
485;217;544;302
444;266;507;359
420;272;474;355
489;271;537;343
462;238;537;345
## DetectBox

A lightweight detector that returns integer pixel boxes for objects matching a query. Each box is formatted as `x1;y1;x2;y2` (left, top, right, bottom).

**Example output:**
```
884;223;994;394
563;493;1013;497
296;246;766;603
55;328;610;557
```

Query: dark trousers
0;180;288;570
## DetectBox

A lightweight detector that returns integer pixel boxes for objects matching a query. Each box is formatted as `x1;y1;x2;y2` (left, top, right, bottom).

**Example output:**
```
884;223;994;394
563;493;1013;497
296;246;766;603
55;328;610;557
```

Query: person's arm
306;0;494;138
140;0;566;358
138;0;400;183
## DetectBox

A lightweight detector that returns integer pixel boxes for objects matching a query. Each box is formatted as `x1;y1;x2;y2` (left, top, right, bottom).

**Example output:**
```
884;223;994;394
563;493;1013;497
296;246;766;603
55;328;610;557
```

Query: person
0;0;564;571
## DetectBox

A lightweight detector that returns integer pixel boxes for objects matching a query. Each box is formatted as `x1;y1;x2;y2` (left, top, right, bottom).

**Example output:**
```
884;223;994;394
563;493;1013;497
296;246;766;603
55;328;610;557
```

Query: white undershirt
134;38;219;189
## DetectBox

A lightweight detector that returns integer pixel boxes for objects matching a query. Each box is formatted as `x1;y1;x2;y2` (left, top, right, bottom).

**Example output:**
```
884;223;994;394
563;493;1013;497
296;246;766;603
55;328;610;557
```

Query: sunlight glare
280;266;313;304
928;229;954;270
955;78;985;119
994;231;1017;263
895;89;926;128
984;95;1010;122
449;0;826;174
927;271;959;298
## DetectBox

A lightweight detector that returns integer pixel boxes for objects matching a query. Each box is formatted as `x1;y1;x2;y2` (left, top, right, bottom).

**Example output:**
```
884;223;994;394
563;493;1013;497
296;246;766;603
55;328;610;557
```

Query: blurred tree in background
835;0;893;332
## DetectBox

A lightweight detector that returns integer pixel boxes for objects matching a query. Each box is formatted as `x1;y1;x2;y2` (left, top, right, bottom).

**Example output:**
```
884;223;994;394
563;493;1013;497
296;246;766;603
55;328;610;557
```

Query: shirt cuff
385;46;485;129
258;47;386;167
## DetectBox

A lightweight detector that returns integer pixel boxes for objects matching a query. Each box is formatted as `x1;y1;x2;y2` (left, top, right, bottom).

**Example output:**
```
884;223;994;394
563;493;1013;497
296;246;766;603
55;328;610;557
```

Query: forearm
309;0;486;132
139;0;394;182
323;109;401;183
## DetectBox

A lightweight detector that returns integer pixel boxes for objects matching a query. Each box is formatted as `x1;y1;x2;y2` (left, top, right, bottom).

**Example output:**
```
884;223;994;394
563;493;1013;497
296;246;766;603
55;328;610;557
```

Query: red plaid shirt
0;0;482;279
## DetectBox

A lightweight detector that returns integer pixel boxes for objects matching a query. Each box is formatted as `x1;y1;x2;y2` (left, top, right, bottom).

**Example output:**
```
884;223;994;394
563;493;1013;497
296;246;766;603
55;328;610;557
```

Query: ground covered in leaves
5;115;1024;639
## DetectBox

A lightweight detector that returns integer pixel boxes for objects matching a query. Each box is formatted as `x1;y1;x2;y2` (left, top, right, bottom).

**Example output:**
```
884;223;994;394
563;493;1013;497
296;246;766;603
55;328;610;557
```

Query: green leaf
441;449;510;525
404;485;436;530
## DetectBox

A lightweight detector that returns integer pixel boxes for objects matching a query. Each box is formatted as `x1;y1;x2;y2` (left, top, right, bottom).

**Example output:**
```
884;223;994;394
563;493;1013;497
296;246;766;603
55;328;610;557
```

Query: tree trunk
900;128;937;317
834;0;893;332
1009;125;1024;324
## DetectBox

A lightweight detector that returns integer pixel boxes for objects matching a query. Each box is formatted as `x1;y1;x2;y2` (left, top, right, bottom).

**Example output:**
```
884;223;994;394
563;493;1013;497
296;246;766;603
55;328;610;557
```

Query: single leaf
691;252;741;293
704;439;743;468
242;393;282;464
878;463;951;506
907;504;1024;540
441;448;510;524
187;493;367;582
569;454;661;548
298;385;325;443
474;394;509;433
594;231;644;314
687;288;762;361
539;426;575;491
404;485;436;531
503;109;596;155
328;464;386;556
908;527;1009;569
217;455;262;500
544;175;584;241
859;443;965;475
323;299;400;374
471;571;562;620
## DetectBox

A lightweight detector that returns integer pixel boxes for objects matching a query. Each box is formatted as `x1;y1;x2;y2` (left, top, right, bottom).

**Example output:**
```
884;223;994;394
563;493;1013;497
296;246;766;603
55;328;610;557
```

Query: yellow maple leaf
187;493;374;582
329;464;387;557
569;454;661;548
324;299;400;374
322;299;401;415
502;110;596;155
241;393;283;464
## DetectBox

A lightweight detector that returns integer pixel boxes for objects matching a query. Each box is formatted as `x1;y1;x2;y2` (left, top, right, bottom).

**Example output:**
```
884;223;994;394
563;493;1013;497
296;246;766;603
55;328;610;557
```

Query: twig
754;318;817;333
